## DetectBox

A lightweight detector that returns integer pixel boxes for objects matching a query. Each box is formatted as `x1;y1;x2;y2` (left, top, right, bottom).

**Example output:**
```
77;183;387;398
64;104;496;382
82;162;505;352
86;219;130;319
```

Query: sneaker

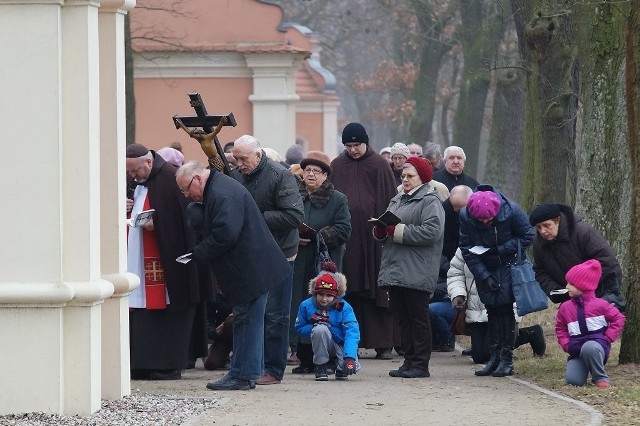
315;364;328;381
595;380;610;388
335;369;349;380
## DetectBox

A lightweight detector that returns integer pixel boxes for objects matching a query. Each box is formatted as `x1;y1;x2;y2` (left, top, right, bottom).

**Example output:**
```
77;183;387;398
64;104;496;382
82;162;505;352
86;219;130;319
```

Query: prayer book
176;253;193;264
127;209;155;228
550;289;569;295
368;211;401;227
469;246;491;255
298;223;316;239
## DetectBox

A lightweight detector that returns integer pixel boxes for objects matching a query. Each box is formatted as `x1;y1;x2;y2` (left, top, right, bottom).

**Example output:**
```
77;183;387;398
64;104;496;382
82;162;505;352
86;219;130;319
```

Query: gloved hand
386;225;396;237
344;357;357;375
549;291;570;304
311;309;329;325
485;276;499;291
452;296;466;310
373;225;387;239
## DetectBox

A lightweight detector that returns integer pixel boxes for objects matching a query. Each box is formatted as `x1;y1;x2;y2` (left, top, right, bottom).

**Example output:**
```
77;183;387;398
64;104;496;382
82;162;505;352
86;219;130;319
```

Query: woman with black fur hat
529;203;626;310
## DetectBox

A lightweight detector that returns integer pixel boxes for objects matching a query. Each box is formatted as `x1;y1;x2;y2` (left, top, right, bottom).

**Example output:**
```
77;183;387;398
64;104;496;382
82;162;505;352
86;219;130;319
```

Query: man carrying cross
125;143;213;380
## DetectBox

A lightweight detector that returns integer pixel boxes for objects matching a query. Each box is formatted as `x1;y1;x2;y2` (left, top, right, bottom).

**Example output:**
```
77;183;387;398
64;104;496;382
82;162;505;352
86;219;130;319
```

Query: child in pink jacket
555;259;625;388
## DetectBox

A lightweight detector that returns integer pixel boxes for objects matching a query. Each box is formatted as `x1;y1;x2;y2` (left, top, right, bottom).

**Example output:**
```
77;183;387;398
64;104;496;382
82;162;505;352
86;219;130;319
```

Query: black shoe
148;369;182;380
527;325;546;357
389;361;410;377
292;364;314;374
400;367;430;378
461;348;473;356
335;369;349;380
394;346;406;356
206;375;252;391
440;345;455;352
315;364;328;381
492;347;514;377
475;347;501;376
375;348;393;360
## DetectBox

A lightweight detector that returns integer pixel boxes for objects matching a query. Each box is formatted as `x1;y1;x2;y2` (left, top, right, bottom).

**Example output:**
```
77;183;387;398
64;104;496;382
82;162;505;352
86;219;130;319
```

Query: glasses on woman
400;173;418;180
304;168;325;175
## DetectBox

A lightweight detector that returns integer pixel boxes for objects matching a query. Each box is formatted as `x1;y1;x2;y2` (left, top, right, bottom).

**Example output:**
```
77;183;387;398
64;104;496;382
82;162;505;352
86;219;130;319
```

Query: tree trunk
511;1;578;210
621;0;640;364
484;67;524;200
452;0;502;178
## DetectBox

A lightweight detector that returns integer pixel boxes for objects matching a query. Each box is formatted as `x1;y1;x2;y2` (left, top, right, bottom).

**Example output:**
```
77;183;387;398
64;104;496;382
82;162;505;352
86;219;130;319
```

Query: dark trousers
388;287;432;371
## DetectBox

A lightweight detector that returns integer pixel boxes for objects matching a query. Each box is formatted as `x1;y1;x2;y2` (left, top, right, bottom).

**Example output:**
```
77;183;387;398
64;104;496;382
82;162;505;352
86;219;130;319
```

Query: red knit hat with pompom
312;262;339;297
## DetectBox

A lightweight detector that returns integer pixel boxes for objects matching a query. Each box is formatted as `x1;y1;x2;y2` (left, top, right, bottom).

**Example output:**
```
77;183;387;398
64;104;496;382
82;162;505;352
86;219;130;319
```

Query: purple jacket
555;291;625;360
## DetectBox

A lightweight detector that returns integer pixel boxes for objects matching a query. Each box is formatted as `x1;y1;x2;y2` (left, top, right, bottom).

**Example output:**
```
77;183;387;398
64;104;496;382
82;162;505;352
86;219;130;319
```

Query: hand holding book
368;210;401;228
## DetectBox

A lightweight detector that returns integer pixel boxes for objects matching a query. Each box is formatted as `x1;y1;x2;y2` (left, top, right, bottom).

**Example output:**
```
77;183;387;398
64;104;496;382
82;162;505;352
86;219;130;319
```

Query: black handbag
511;239;548;316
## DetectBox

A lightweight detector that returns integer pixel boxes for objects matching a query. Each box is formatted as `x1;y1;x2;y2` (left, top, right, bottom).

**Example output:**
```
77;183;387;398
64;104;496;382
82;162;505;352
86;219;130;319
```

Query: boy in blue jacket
295;262;361;381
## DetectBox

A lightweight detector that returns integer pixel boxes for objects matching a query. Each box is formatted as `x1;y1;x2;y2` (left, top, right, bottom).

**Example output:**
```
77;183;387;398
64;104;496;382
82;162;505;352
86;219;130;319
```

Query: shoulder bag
511;239;548;316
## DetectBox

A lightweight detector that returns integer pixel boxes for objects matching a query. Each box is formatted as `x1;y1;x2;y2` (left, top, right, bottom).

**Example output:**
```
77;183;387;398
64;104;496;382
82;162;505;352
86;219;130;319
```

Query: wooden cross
172;92;237;175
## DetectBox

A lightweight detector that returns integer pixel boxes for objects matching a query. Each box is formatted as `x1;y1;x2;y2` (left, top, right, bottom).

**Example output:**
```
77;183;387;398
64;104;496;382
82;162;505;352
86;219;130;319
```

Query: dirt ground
132;349;601;426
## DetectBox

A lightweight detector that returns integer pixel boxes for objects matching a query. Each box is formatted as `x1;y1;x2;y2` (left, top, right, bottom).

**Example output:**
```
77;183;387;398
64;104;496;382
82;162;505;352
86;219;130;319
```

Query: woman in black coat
529;203;625;310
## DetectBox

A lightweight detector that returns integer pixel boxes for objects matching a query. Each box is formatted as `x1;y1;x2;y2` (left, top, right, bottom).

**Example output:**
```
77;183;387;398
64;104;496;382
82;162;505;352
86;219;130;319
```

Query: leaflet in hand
469;245;490;255
368;210;401;227
550;289;569;295
127;209;155;228
176;252;193;264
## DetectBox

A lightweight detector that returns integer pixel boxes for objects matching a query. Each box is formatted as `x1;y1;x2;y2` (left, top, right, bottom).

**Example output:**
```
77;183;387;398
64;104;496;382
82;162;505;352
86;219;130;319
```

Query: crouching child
556;259;625;388
295;262;360;381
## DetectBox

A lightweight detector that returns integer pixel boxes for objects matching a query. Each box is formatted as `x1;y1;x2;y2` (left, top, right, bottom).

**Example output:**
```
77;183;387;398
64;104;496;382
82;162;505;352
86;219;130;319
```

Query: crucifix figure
172;92;237;175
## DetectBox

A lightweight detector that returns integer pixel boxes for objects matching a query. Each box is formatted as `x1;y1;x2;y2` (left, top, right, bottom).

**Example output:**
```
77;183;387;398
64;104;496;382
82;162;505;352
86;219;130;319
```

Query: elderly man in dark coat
176;161;292;391
529;203;625;310
330;122;399;359
125;143;213;381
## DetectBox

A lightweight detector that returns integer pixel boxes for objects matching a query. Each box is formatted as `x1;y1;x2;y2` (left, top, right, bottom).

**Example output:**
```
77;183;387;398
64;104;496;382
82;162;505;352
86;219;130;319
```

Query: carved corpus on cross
173;92;237;175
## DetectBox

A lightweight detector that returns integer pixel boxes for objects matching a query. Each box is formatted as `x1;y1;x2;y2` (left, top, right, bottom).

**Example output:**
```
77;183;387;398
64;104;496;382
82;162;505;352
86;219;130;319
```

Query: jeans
429;301;457;346
566;341;609;386
229;292;268;381
263;261;294;380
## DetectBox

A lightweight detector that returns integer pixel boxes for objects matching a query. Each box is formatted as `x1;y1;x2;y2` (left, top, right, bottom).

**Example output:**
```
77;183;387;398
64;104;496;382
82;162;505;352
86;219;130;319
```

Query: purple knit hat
565;259;602;292
467;191;501;220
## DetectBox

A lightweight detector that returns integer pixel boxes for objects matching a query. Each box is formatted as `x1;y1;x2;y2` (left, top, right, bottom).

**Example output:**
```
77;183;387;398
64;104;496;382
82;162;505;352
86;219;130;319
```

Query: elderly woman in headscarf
289;151;352;374
375;157;445;379
458;185;534;377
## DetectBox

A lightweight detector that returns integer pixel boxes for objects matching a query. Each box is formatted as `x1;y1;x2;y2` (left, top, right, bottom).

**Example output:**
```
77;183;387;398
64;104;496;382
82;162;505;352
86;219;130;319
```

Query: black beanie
529;203;561;226
341;122;369;145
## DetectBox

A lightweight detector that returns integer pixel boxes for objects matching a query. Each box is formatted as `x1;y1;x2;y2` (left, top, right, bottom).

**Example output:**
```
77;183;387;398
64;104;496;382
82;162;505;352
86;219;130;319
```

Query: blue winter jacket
459;185;535;307
295;297;360;359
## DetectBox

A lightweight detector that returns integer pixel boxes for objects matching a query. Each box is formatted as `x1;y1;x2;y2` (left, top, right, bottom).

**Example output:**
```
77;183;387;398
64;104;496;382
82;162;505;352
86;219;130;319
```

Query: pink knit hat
565;259;602;292
467;191;501;220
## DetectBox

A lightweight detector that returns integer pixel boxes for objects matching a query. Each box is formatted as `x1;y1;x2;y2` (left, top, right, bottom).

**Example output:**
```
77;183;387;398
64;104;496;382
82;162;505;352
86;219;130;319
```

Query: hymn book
368;211;401;228
127;209;155;228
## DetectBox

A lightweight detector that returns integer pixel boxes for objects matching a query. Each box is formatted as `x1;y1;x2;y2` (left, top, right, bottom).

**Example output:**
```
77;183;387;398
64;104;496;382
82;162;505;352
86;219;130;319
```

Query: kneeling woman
374;157;445;378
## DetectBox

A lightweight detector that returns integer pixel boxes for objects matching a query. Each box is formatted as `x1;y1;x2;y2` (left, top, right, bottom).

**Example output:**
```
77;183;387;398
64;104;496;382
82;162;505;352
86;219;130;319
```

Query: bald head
449;185;473;212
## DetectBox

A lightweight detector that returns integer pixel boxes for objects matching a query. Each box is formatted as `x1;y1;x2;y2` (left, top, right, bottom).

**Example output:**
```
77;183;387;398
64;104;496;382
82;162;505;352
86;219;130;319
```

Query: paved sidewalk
132;349;601;426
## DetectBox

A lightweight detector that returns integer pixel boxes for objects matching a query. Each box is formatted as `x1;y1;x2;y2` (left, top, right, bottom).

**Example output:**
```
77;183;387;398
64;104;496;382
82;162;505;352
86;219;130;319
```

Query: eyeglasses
344;143;362;149
304;168;325;175
401;173;418;180
180;176;195;195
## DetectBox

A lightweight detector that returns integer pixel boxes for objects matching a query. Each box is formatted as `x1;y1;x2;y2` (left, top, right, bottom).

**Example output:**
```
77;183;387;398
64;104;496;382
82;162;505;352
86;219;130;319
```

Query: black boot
475;318;500;376
515;325;546;357
492;346;514;377
492;314;515;377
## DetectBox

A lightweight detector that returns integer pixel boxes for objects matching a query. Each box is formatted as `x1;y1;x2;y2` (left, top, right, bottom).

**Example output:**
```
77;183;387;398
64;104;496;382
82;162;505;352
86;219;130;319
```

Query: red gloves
373;225;396;238
344;357;357;375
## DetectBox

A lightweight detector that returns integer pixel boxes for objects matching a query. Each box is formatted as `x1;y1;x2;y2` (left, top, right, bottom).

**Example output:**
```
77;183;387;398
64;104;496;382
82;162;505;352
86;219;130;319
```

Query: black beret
529;203;561;226
341;122;369;145
126;143;150;158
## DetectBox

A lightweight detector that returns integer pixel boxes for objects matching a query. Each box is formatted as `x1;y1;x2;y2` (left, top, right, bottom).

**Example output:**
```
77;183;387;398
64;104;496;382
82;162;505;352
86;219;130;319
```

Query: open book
368;210;401;227
550;289;569;295
127;209;155;228
298;223;316;240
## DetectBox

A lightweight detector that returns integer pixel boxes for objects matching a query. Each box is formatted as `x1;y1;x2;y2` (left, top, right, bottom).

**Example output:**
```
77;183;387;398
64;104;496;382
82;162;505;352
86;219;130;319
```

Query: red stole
128;194;168;310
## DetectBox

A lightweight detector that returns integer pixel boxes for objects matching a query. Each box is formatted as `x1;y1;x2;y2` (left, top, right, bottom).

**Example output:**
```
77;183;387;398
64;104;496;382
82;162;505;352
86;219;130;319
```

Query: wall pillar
245;53;306;154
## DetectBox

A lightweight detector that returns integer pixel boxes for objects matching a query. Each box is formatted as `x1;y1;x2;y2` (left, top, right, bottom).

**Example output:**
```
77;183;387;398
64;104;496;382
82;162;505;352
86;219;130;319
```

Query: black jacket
432;168;479;192
192;171;292;306
531;204;625;310
232;153;304;258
